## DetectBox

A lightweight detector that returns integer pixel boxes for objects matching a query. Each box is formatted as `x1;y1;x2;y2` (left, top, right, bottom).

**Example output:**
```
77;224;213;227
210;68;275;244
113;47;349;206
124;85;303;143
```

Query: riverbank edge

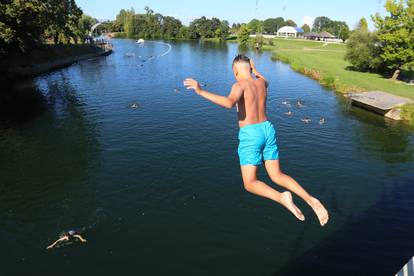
6;47;112;79
262;44;414;126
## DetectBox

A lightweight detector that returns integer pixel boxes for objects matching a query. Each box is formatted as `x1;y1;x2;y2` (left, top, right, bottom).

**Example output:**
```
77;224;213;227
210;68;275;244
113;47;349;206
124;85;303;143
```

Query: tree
237;24;250;47
312;16;332;32
231;23;241;34
78;14;96;38
345;31;383;72
331;21;350;40
372;0;414;78
284;19;297;27
161;16;182;39
247;19;263;33
263;18;282;34
301;24;311;33
177;26;190;39
356;17;369;32
0;0;84;54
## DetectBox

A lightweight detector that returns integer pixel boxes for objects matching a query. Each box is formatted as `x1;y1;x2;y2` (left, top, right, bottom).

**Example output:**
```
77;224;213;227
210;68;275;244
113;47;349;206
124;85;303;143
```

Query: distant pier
347;91;413;120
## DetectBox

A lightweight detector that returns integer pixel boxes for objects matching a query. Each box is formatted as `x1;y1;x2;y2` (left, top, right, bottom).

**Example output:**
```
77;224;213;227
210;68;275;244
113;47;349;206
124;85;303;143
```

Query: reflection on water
0;39;413;275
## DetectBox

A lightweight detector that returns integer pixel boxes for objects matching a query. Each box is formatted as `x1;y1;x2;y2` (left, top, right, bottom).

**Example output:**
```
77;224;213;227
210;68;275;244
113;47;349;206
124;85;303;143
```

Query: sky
76;0;388;30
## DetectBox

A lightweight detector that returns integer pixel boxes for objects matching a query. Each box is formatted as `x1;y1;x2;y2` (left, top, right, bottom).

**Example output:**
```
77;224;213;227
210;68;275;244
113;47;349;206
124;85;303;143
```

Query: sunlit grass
263;38;414;100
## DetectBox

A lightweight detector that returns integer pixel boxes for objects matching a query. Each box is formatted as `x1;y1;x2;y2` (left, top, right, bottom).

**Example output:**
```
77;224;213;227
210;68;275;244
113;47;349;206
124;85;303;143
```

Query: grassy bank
261;38;414;124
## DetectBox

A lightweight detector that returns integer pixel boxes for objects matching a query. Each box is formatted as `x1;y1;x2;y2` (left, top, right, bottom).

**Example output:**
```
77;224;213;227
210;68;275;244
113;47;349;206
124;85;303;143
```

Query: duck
129;103;140;109
301;117;311;124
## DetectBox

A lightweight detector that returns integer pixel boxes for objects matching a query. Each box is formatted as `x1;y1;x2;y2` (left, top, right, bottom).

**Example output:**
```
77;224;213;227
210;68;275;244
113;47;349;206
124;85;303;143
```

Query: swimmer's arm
74;234;87;243
46;237;67;249
184;79;243;109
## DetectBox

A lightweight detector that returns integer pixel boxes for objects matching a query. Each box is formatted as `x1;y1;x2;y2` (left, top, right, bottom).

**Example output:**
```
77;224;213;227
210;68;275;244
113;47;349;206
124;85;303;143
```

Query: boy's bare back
236;78;268;128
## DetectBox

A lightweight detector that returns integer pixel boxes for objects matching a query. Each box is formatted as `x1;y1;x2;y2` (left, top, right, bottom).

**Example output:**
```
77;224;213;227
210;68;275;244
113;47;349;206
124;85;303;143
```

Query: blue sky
76;0;388;30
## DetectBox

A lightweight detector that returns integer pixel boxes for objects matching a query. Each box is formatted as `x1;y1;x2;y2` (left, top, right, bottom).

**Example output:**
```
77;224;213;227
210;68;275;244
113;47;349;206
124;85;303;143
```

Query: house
277;26;304;38
304;31;338;42
303;32;320;40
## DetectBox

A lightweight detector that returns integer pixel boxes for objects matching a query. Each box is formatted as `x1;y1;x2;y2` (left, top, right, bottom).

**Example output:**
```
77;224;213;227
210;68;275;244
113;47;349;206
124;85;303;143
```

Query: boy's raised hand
184;78;202;94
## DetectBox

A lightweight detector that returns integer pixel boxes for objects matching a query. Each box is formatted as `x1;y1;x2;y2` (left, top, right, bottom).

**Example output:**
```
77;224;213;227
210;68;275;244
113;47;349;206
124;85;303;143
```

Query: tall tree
372;0;414;79
247;19;263;33
284;19;297;27
312;16;332;32
356;17;369;32
263;18;284;34
301;24;311;33
237;24;250;47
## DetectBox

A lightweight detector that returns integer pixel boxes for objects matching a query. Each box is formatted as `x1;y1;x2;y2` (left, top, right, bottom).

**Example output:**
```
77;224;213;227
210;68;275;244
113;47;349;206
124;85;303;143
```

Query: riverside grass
262;38;414;124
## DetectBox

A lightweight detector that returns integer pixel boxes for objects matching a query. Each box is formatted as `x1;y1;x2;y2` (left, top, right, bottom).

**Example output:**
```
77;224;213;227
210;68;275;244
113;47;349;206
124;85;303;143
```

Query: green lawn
262;38;414;100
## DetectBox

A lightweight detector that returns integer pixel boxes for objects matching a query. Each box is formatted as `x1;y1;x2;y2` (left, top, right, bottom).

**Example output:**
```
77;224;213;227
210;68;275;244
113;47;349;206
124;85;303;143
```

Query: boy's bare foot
280;192;305;222
308;197;329;226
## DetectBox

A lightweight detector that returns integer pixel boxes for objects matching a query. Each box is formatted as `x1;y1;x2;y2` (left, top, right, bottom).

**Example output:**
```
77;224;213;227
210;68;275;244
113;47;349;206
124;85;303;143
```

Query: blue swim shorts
238;121;279;166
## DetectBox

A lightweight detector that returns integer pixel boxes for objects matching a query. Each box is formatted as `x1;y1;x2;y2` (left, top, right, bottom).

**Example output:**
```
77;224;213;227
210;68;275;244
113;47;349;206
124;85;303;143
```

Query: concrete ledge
347;91;413;120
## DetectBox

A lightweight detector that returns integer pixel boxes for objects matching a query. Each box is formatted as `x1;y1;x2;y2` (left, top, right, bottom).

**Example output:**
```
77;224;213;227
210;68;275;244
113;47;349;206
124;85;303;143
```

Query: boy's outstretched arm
183;79;243;109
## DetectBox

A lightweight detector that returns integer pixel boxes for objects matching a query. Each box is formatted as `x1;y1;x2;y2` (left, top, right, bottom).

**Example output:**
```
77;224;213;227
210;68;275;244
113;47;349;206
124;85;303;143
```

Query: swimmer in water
184;55;329;226
46;229;87;250
285;111;293;116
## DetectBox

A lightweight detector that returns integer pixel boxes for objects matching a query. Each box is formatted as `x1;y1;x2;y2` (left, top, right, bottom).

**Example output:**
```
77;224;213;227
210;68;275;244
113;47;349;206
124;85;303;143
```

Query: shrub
345;31;383;72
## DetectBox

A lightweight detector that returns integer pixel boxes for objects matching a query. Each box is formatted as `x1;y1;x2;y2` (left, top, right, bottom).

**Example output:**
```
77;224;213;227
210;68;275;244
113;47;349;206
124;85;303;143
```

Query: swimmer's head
232;54;252;80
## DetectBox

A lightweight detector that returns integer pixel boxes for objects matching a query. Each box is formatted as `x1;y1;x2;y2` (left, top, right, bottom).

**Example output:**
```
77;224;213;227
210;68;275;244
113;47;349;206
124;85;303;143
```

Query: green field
262;38;414;100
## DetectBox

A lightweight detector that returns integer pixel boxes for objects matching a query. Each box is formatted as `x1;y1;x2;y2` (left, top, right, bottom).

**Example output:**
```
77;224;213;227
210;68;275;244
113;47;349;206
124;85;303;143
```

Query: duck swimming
129;103;140;109
301;117;311;124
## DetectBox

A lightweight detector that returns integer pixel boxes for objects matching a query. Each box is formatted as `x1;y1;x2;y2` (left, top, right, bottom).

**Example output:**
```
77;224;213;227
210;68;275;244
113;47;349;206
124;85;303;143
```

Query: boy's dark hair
232;54;250;66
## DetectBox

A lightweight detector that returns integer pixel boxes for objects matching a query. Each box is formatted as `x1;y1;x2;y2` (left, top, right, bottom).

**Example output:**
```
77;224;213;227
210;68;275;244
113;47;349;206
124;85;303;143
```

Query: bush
345;31;383;72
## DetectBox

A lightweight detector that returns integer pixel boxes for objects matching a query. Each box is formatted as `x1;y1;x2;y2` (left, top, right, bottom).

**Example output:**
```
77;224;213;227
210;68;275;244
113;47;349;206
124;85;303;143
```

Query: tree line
345;0;414;79
111;7;230;40
0;0;96;57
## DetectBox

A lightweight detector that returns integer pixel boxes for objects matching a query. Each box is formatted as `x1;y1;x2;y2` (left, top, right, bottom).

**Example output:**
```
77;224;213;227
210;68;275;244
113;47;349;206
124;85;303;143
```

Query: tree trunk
391;69;400;80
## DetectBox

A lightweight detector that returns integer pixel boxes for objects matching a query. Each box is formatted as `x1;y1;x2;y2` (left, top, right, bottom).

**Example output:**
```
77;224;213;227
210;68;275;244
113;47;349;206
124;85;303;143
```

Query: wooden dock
348;91;413;120
396;257;414;276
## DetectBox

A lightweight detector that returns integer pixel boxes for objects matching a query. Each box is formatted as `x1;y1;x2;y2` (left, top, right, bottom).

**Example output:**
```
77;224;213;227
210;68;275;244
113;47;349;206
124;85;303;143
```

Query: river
0;39;413;275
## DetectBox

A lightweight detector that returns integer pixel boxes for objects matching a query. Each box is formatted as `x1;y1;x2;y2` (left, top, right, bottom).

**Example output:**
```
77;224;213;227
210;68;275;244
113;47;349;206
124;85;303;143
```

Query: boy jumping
184;54;329;226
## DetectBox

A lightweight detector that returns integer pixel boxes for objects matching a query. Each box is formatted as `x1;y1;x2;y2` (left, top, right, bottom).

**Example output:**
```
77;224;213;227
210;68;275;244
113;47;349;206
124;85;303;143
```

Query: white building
277;26;304;38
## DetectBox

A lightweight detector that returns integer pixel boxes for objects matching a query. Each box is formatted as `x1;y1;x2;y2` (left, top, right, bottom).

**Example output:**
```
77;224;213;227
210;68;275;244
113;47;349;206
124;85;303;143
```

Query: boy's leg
241;165;305;221
264;160;329;226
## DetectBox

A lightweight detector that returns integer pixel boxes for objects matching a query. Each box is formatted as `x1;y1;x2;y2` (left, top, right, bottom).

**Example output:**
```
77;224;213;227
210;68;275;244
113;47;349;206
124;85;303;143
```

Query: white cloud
303;16;315;27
